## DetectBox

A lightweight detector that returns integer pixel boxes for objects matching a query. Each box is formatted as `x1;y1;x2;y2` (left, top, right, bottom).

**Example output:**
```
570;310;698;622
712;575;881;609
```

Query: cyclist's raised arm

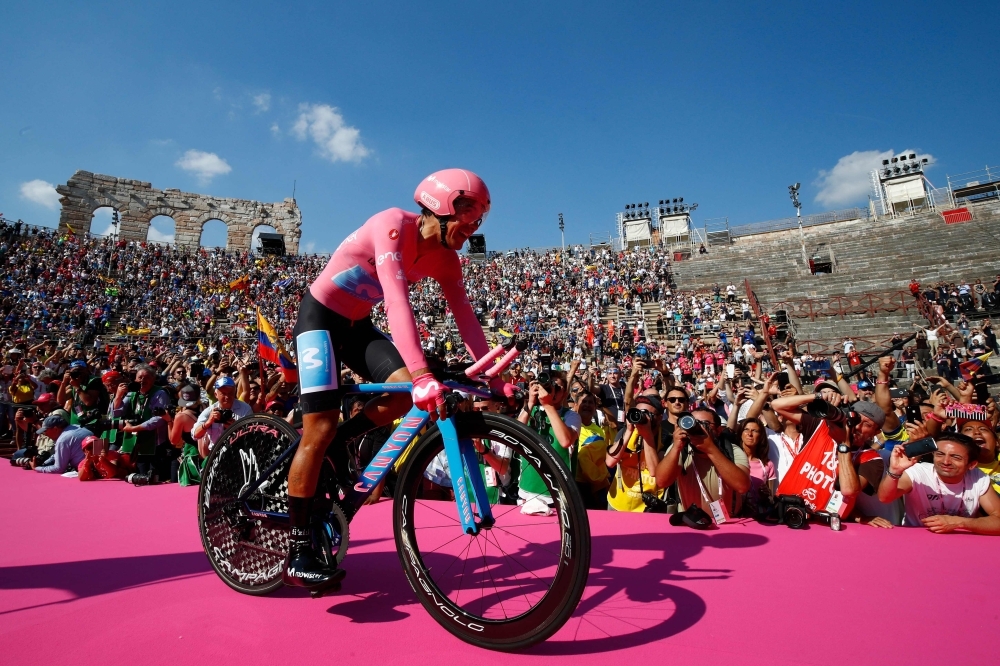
437;254;489;361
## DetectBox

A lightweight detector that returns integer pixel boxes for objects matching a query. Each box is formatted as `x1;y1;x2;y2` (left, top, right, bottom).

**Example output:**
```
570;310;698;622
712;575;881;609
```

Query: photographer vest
518;406;573;498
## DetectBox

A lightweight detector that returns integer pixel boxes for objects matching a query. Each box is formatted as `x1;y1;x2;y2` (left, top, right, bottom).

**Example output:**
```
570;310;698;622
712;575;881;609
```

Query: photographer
57;359;109;419
110;364;173;484
655;406;750;520
606;393;665;512
516;370;581;514
771;392;890;526
192;376;253;455
10;393;66;467
878;433;1000;534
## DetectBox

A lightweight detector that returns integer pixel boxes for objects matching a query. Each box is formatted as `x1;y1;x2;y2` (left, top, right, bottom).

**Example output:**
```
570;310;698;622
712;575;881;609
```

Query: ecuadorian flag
257;308;298;382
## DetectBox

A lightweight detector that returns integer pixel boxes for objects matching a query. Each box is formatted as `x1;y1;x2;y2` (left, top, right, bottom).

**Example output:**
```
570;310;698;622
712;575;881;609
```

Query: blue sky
2;1;999;252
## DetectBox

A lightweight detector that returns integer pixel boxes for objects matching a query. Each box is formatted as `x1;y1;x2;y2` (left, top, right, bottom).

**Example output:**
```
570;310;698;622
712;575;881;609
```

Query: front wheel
393;412;590;651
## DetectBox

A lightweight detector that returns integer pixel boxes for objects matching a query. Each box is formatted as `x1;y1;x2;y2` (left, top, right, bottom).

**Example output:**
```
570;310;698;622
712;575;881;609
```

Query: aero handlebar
465;336;527;380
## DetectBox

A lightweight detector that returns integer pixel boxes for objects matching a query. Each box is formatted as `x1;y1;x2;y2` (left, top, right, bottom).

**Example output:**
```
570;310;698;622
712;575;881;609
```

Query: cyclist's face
446;198;487;247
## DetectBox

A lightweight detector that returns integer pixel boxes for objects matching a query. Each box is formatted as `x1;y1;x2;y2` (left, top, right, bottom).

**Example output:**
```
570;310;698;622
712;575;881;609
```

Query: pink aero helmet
413;169;491;218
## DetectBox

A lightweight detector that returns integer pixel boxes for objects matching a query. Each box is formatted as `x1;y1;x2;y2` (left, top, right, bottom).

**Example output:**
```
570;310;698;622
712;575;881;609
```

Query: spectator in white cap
192;376;253;453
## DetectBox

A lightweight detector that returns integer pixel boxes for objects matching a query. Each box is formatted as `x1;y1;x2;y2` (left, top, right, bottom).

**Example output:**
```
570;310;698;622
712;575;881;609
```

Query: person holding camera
111;364;174;484
10;393;66;467
878;432;1000;534
655;406;750;521
516;371;581;514
771;392;890;527
192;376;253;455
57;359;109;421
606;393;666;512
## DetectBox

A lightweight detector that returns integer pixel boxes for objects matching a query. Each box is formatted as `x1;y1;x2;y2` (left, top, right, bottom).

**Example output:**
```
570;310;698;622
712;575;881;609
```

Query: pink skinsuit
309;208;489;373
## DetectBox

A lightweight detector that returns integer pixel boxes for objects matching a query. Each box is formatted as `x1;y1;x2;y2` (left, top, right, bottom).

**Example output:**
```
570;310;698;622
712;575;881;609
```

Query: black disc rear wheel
198;415;348;595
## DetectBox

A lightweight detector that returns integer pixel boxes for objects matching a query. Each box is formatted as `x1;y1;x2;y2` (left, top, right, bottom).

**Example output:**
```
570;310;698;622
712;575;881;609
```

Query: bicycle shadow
0;552;213;616
323;528;768;653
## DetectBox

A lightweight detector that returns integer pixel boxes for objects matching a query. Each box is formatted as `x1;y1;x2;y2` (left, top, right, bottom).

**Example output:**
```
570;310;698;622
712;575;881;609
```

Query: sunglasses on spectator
665;396;687;403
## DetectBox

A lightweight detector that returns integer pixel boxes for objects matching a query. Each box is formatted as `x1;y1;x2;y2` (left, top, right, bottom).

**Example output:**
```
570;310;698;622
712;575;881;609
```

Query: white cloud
147;225;175;244
175;149;232;184
292;103;369;163
253;93;271;113
270;122;281;136
92;207;115;236
19;179;61;209
815;149;934;208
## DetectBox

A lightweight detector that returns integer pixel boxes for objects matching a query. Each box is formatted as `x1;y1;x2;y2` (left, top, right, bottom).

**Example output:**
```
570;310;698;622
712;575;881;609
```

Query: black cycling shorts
292;291;406;414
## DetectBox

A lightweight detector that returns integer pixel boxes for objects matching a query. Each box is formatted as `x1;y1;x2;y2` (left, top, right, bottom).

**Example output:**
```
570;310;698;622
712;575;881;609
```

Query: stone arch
250;223;278;254
146;214;176;244
199;218;230;248
55;170;302;253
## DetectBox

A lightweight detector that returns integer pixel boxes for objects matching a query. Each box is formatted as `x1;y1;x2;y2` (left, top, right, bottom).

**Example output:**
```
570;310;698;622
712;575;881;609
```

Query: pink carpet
1;462;994;665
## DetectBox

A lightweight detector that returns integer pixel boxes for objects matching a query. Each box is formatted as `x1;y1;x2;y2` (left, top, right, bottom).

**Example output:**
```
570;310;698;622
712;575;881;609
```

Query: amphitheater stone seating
670;200;1000;347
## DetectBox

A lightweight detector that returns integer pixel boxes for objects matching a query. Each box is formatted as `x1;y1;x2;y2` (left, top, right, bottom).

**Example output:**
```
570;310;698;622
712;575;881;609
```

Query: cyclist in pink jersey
284;169;511;590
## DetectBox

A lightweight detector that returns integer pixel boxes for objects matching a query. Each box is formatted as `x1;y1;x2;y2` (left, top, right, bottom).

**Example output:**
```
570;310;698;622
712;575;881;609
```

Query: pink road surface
0;462;995;665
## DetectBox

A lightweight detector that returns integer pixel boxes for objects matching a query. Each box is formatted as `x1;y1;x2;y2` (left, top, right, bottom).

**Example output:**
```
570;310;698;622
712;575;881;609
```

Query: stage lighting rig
657;197;697;215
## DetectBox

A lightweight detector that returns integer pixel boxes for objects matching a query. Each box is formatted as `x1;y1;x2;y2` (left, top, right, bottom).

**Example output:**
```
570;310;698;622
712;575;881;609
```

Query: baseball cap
856;379;874;392
69;360;87;370
813;379;840;394
851;401;885;428
177;384;201;407
214;376;236;389
34;392;56;404
38;413;69;434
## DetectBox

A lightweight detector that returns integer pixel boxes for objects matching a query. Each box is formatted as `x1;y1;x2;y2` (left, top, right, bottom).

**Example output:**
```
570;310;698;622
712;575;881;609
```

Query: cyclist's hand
489;376;516;403
412;373;447;421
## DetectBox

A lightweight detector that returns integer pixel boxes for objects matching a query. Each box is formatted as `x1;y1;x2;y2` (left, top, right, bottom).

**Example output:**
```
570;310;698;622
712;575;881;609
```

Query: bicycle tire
198;415;348;595
393;412;590;651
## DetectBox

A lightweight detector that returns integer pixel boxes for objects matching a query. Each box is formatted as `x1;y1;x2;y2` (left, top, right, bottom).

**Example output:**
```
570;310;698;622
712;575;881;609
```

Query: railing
766;291;929;321
791;334;904;356
702;207;870;239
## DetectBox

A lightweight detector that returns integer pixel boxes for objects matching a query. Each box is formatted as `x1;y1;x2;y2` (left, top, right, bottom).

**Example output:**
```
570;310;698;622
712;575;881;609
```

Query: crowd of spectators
2;218;998;534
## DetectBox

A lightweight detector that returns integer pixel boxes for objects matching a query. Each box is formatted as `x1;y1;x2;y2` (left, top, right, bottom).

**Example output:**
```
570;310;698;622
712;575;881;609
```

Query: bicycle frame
236;380;495;536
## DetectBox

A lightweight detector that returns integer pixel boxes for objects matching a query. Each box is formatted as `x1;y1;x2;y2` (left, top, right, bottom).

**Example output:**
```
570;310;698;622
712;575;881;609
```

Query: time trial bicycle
197;338;591;650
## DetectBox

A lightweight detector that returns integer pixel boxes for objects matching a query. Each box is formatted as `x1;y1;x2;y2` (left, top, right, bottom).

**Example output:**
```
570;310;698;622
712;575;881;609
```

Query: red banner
776;420;849;517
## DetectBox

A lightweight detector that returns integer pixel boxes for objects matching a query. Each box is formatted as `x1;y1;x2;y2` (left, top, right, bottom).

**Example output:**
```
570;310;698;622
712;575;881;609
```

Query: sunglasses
665;396;687;403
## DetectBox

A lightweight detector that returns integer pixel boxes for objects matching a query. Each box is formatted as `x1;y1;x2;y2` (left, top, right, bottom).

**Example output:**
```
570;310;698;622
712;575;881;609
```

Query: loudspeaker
468;234;486;254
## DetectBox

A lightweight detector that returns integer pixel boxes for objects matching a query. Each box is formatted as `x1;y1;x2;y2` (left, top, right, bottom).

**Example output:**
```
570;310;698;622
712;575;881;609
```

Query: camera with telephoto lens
806;397;861;428
678;413;706;436
627;407;650;424
215;408;234;423
536;372;552;392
